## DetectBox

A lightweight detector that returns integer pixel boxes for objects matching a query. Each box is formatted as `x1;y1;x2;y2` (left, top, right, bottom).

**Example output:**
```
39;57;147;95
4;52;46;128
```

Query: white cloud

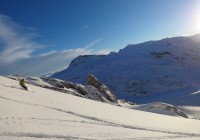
0;13;43;64
39;50;57;56
0;47;92;76
0;13;111;77
0;36;108;76
95;49;111;55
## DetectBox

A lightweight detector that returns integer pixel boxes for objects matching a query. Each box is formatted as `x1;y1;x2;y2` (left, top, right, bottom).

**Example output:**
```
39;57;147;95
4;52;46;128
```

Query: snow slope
52;34;200;104
7;75;200;119
1;76;200;140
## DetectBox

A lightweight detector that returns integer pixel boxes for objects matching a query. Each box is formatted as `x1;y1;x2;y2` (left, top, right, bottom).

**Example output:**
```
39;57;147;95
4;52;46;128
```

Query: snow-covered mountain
2;76;200;140
52;34;200;104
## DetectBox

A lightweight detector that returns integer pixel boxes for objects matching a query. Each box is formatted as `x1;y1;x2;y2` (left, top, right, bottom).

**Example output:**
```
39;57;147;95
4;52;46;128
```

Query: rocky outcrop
61;81;88;96
8;74;119;105
133;102;189;118
42;77;88;96
87;74;118;103
42;75;118;104
150;51;172;59
164;104;188;118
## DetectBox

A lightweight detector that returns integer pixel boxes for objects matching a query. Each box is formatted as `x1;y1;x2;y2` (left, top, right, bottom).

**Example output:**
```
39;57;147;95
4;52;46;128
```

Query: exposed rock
42;77;88;96
87;74;102;87
164;104;189;118
133;102;189;119
87;74;118;103
61;81;88;96
86;85;105;102
151;51;172;59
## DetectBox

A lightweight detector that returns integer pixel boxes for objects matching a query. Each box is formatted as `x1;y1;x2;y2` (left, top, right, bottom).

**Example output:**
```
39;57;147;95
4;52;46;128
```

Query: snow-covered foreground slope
7;74;200;119
1;76;200;140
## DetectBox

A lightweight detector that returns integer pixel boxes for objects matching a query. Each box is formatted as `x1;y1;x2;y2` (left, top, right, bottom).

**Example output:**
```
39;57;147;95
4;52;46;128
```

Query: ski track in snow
1;132;95;140
0;132;195;140
0;83;35;93
0;95;200;139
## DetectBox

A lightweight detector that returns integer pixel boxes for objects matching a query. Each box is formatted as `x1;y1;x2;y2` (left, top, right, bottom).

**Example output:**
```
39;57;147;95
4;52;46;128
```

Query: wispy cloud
0;14;43;64
0;13;111;76
0;45;109;76
82;38;111;55
84;38;102;49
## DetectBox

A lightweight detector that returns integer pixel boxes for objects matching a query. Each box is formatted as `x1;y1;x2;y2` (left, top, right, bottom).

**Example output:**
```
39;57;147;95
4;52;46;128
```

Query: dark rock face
42;77;88;96
61;81;88;96
86;74;118;103
164;104;189;118
151;51;172;59
87;74;102;87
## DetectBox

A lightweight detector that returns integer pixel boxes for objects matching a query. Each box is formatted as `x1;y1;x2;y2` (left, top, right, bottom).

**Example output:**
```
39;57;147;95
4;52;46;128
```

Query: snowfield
1;76;200;140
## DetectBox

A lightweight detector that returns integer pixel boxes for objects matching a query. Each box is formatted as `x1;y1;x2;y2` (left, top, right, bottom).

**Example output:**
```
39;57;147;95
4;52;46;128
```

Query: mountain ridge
52;34;200;104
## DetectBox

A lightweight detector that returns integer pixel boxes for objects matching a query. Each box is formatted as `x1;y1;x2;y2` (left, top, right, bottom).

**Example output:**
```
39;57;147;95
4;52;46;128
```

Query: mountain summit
52;35;200;104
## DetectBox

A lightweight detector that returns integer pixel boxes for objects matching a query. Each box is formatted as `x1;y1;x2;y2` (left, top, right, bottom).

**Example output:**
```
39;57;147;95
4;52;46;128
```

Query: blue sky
0;0;200;76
